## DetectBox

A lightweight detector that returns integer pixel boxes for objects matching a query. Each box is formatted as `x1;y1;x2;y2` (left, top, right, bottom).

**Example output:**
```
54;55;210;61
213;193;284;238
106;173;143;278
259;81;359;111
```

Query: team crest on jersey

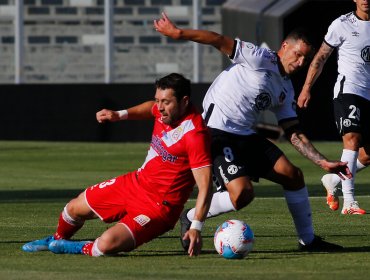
361;46;370;62
254;92;271;111
171;126;184;141
133;214;151;227
227;165;238;175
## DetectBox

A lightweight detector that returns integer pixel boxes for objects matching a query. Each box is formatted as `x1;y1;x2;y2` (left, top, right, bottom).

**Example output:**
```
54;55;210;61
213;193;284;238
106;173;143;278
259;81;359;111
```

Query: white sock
187;191;236;221
62;205;83;226
91;238;105;257
284;187;314;245
341;149;358;205
326;158;367;187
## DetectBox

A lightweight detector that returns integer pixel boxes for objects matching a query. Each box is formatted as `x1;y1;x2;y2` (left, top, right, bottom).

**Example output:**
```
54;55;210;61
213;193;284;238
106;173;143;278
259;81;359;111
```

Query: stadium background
0;0;354;141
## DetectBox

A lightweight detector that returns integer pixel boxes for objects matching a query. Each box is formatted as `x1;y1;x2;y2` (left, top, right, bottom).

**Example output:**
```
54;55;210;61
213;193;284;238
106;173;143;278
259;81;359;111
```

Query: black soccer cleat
298;235;343;252
179;209;191;251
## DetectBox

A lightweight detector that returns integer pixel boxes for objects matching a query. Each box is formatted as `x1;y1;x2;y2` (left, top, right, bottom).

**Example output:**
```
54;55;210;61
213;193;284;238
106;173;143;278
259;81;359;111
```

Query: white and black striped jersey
324;12;370;100
202;39;297;136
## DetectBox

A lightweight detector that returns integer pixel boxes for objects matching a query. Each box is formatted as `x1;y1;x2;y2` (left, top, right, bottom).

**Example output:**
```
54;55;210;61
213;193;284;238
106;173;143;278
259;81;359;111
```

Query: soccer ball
214;219;254;259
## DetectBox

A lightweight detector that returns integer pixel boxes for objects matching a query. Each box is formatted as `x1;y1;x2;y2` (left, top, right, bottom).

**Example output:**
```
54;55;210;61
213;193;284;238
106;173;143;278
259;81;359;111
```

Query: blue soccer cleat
22;236;55;252
48;239;89;254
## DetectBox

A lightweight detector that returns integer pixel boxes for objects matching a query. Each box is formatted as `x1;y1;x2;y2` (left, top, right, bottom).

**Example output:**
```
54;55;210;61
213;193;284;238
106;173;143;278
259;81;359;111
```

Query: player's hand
321;160;353;180
297;87;311;108
96;109;120;123
183;229;202;257
154;12;181;39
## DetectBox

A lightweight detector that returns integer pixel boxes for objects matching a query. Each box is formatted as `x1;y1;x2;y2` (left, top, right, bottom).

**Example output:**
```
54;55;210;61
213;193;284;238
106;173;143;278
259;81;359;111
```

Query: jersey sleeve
270;87;298;122
151;103;159;117
185;128;212;170
230;39;277;70
324;17;344;48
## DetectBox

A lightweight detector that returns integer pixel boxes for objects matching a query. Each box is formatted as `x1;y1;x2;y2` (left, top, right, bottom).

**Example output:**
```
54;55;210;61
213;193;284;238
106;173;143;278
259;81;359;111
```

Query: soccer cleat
22;235;55;252
298;235;343;252
321;174;340;211
341;201;366;215
48;239;90;254
179;209;191;251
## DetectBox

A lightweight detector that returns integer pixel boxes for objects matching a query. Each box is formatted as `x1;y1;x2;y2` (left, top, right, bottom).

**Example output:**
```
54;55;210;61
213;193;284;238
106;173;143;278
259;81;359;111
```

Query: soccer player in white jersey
22;73;213;257
298;0;369;215
155;13;352;251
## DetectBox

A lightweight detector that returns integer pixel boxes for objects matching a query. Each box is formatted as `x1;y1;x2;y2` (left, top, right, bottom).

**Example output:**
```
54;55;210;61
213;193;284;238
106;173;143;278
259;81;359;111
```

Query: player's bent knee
98;225;136;254
232;188;255;210
283;167;305;190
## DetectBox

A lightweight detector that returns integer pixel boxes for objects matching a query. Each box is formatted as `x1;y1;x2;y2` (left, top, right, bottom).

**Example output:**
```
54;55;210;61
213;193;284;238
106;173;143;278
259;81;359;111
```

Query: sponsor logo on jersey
151;135;178;163
227;165;238;175
351;31;359;37
361;46;370;62
218;166;229;184
254;92;271;111
133;214;151;227
343;119;351;127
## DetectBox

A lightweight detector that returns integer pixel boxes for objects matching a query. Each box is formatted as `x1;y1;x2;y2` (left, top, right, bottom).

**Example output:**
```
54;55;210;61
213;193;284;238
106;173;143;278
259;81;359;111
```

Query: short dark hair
155;73;191;101
285;27;315;49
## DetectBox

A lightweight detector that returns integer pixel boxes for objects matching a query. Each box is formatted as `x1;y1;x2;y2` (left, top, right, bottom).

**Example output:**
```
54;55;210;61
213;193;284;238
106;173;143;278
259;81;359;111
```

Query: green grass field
0;141;369;280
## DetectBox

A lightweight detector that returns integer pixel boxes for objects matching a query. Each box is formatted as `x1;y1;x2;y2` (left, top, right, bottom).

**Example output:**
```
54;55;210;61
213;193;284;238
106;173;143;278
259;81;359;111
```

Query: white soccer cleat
321;174;340;211
341;201;366;215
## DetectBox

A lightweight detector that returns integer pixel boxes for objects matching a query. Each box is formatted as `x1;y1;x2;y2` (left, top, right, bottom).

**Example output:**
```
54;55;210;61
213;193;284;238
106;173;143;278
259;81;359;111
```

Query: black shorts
210;128;283;191
333;93;370;142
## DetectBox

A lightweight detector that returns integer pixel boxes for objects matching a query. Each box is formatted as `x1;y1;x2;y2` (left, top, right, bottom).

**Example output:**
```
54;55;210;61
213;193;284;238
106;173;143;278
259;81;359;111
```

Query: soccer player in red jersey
22;73;213;257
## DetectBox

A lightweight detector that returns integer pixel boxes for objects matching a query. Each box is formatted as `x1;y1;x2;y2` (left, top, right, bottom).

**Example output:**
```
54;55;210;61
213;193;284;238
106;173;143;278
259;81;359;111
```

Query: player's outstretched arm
283;123;352;180
96;101;155;123
184;166;212;257
154;12;235;56
297;42;334;108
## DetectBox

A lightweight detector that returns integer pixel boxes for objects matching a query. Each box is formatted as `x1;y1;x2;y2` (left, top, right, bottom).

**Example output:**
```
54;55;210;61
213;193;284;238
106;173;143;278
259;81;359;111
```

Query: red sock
54;213;83;240
82;242;94;256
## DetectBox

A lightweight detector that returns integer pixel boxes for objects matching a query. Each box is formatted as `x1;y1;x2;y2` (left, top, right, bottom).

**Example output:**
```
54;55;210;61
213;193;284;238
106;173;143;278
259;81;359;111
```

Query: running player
22;73;213;257
298;0;369;214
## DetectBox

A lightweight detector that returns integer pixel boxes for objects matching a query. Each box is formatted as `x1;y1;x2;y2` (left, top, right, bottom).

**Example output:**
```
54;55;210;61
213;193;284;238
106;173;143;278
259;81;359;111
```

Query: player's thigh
211;131;282;190
264;154;304;190
210;131;249;192
67;192;97;220
121;209;177;249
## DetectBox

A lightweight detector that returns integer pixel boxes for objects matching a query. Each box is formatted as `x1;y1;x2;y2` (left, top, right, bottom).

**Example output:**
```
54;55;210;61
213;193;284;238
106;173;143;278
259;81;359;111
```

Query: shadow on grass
0;189;82;202
1;183;369;202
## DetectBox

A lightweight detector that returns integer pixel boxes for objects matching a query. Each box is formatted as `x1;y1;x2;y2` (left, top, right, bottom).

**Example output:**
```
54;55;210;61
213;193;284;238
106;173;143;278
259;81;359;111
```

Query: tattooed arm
281;120;352;179
297;42;334;108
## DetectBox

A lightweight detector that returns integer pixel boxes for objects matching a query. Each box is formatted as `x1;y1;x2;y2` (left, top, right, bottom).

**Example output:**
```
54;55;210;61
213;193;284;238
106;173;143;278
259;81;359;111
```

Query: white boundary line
187;195;370;202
